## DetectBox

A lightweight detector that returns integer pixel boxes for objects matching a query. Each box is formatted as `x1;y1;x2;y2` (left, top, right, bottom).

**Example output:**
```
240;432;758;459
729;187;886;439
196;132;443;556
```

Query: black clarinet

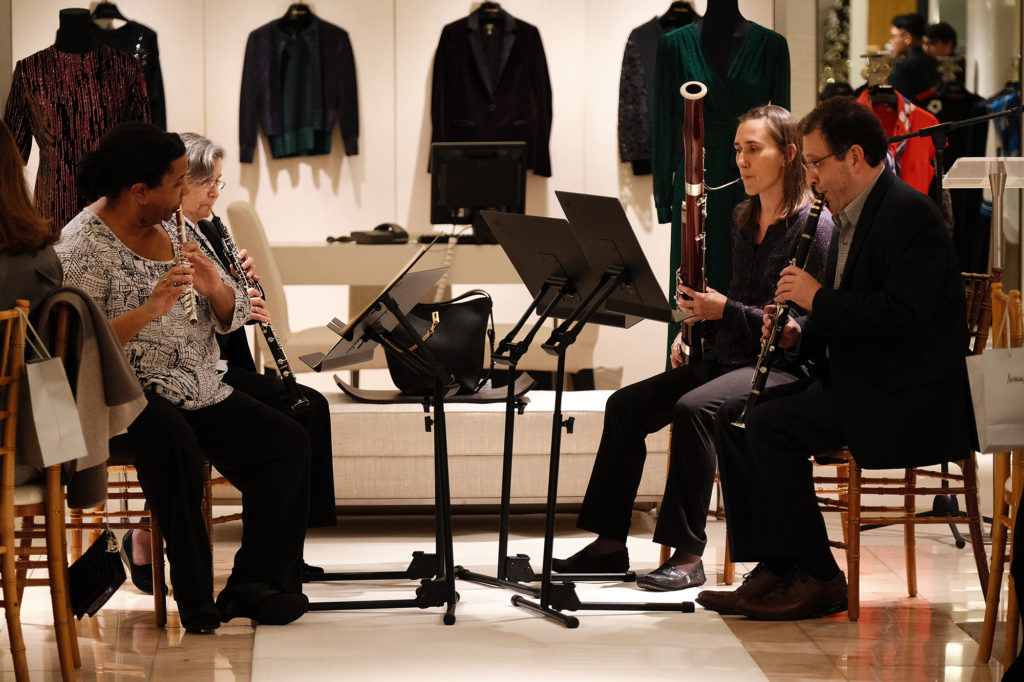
198;215;309;413
732;195;826;428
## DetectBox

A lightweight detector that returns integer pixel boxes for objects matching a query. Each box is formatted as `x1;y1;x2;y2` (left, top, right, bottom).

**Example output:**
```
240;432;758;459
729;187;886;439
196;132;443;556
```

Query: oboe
176;209;199;326
676;80;708;363
198;214;309;413
732;195;826;428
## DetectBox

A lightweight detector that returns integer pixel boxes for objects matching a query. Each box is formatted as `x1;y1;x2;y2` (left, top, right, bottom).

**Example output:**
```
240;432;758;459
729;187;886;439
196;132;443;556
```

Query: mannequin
54;8;100;54
652;0;790;358
698;0;749;79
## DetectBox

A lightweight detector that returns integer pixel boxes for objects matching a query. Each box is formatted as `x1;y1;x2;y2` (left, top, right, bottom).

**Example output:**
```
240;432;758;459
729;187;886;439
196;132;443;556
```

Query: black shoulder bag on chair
383;289;495;396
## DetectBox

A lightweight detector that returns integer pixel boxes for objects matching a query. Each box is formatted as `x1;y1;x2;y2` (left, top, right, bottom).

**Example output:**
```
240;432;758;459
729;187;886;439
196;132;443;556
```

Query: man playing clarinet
701;96;974;620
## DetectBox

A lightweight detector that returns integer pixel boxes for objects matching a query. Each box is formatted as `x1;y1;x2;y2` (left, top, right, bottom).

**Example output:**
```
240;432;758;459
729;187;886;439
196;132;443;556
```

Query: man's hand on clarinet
775;265;821;311
762;304;802;349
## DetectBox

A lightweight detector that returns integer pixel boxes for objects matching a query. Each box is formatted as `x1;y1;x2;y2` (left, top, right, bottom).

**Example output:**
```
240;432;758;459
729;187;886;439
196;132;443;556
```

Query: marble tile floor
0;509;1014;681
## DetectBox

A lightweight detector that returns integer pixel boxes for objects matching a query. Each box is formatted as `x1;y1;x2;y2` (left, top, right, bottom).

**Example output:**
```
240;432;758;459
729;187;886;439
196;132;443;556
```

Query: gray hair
179;132;225;185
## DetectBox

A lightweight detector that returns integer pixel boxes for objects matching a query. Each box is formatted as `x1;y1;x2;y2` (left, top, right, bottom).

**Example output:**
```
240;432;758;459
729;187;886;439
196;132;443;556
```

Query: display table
212;373;668;507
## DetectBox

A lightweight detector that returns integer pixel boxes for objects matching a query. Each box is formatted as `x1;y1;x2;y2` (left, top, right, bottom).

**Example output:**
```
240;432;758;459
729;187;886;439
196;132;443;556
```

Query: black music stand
482;194;693;627
299;257;462;625
453;212;639;600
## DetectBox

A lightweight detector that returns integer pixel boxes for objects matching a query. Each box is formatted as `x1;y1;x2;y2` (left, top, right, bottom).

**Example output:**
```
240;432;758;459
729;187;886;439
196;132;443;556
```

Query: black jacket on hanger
431;7;552;176
618;18;669;175
92;20;166;130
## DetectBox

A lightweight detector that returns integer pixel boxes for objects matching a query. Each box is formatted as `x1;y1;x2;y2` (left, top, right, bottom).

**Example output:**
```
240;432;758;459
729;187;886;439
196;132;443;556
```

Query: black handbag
68;528;126;619
384;289;494;396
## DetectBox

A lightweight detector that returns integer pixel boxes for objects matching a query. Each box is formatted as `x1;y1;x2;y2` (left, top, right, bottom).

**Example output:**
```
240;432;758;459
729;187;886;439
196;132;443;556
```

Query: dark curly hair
75;122;185;202
798;96;887;168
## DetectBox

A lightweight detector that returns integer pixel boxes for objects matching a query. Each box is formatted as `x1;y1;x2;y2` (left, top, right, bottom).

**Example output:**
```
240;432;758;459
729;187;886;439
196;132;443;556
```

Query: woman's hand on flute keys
147;266;191;318
180;241;225;297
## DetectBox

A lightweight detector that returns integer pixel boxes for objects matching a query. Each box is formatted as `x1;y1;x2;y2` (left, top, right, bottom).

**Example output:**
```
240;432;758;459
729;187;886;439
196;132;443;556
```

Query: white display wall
6;0;821;386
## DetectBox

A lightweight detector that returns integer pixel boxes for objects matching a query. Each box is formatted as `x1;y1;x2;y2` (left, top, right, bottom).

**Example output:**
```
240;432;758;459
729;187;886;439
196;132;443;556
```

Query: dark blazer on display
801;168;973;469
431;8;553;176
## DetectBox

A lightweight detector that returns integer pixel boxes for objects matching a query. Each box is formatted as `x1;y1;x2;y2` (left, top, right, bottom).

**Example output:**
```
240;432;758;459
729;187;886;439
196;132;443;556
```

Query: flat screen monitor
430;141;527;243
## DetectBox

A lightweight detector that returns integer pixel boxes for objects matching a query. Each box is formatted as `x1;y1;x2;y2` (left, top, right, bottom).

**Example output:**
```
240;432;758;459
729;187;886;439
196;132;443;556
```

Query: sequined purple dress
3;44;150;232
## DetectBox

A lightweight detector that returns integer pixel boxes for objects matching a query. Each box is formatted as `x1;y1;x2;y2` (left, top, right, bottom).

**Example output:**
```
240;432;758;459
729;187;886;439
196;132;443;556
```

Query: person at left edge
118;132;336;595
56;122;310;632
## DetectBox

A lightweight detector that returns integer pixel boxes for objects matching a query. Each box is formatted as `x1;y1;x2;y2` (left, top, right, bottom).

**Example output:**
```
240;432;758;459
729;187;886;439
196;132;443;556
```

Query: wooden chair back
0;301;30;680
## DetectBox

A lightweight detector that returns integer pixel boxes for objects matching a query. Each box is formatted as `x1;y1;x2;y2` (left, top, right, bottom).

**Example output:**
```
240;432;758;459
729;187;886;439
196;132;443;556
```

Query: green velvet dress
652;22;789;355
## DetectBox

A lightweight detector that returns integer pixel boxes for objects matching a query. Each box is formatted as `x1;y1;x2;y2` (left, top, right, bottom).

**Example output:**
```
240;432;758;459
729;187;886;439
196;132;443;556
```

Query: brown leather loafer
695;563;786;615
736;568;848;621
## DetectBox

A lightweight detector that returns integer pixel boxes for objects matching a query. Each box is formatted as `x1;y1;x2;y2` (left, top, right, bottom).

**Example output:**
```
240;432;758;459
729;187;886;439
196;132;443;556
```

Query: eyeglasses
204;179;226;191
801;149;847;172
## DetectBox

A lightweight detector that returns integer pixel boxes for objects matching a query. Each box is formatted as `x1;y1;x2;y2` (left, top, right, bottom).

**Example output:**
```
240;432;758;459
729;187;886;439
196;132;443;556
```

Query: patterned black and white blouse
57;209;249;409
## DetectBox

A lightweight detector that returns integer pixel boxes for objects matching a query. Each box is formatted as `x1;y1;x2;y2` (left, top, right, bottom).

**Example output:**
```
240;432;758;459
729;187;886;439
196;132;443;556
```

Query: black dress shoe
178;599;221;633
637;561;706;592
302;561;325;582
120;529;155;595
735;568;848;621
551;547;629;574
217;583;309;625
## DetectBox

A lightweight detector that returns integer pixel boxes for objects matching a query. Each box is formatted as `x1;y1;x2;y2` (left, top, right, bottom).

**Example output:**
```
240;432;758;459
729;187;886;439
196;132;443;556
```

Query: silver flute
176;208;199;326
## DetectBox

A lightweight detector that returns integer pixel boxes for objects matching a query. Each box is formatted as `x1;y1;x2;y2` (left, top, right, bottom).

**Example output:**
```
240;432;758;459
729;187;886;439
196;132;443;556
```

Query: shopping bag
966;345;1024;452
16;310;88;467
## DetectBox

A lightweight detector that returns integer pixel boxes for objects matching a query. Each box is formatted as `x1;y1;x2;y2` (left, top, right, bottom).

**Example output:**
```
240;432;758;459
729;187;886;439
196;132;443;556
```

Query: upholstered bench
213;372;669;508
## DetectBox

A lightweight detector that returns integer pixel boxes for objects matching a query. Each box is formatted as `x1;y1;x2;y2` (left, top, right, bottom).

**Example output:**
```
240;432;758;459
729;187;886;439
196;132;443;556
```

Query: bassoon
676;80;709;363
732;195;826;428
198;214;309;413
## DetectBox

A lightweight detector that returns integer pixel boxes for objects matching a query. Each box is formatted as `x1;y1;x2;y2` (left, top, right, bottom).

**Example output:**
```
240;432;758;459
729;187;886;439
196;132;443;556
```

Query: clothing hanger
278;3;313;32
285;3;311;19
869;84;899;109
660;2;697;30
480;2;502;14
91;2;127;21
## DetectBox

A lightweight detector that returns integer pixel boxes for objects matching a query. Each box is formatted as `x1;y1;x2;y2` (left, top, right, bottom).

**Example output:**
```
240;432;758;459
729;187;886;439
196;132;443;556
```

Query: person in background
923;22;957;58
56;122;310;632
118;132;336;594
552;105;834;591
888;13;939;103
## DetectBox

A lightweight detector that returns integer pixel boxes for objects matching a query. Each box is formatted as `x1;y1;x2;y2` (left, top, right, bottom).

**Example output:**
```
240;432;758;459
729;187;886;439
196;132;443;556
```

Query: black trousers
577;360;799;555
121;390;310;603
222;367;337;527
713;379;844;562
